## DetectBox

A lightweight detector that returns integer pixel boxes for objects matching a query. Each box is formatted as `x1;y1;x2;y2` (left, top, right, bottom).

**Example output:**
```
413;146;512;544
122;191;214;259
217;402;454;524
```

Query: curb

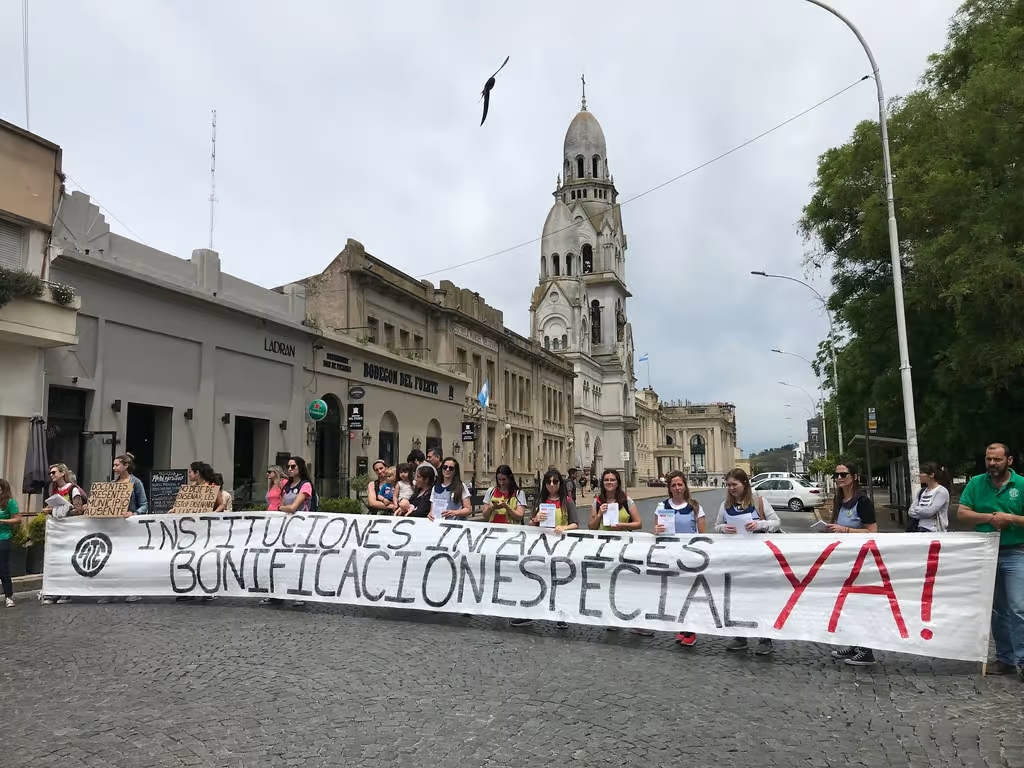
13;575;42;594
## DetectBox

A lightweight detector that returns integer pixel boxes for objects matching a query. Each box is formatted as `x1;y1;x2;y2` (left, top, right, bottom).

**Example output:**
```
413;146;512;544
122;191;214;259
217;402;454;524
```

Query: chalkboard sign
150;469;188;515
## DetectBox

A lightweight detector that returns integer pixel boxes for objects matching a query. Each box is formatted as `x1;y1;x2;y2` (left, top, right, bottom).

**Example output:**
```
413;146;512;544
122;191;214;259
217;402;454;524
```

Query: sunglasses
287;464;298;470
546;478;561;485
442;465;456;471
833;471;850;479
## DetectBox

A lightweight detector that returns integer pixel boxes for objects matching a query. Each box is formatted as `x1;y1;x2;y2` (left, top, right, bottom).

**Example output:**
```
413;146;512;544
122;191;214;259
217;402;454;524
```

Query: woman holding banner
431;457;472;519
588;469;645;633
518;469;578;628
40;463;87;605
827;461;879;667
260;456;315;608
714;468;780;654
97;453;150;604
481;465;526;524
402;465;439;517
653;471;705;647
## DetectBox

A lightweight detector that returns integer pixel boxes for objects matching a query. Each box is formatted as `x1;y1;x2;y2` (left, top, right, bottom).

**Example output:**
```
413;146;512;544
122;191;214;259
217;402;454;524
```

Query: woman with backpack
262;456;315;608
714;468;781;655
906;462;950;533
653;470;706;647
40;463;87;605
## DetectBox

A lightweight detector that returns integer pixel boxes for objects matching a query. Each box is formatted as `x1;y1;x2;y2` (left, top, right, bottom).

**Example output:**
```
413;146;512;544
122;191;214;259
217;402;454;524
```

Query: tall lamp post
800;0;919;479
773;349;828;458
753;272;843;451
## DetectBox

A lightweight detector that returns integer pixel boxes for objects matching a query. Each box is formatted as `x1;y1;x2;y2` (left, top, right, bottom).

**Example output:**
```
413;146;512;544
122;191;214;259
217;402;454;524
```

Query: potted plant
318;497;364;515
9;522;29;578
350;473;372;505
25;513;47;574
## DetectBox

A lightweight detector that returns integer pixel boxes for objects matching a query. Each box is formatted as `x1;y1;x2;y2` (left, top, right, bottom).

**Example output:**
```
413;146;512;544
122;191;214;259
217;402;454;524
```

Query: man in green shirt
957;443;1024;679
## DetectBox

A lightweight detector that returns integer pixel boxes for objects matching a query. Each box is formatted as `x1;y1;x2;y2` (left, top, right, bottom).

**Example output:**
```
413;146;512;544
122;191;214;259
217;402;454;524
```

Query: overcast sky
0;0;962;454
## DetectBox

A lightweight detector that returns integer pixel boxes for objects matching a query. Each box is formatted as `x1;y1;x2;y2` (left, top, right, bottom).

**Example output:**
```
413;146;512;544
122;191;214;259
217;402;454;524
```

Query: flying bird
480;55;510;126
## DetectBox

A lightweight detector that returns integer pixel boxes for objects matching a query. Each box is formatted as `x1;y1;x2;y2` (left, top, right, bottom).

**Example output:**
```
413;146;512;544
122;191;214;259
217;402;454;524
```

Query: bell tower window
576;156;585;180
582;244;593;274
592;155;600;178
566;253;573;275
552;253;560;276
590;300;602;344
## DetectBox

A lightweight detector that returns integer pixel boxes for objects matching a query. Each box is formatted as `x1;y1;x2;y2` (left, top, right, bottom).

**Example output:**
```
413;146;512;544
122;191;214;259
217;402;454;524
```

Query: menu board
150;469;189;515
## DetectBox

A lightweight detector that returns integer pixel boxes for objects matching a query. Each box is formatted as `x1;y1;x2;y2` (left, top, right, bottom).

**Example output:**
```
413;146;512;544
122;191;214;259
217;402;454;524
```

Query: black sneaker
754;639;774;656
844;648;876;666
989;660;1015;675
831;645;858;660
725;637;748;651
509;618;534;627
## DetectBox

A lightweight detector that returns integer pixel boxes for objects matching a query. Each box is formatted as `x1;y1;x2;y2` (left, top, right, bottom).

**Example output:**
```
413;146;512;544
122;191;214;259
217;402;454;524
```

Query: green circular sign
308;399;329;422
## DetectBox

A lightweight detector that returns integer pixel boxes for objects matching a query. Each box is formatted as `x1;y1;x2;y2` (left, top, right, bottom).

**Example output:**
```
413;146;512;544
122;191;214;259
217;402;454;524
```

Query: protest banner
170;485;220;514
85;482;133;517
43;513;999;662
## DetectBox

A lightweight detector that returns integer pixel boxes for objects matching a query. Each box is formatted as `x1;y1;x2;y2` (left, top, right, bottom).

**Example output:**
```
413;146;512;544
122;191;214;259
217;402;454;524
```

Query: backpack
309;487;319;512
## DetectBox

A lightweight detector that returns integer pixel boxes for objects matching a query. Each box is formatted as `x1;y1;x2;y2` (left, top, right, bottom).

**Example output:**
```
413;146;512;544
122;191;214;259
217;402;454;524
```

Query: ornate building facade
529;97;638;481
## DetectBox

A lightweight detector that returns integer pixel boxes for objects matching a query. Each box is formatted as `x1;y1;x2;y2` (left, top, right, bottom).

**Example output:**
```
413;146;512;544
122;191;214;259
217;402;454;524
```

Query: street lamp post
800;0;919;480
774;349;828;458
754;272;843;451
779;379;828;461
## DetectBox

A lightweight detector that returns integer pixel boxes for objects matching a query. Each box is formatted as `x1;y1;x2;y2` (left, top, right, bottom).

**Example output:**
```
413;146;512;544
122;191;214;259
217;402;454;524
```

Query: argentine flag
638;354;649;363
478;379;490;408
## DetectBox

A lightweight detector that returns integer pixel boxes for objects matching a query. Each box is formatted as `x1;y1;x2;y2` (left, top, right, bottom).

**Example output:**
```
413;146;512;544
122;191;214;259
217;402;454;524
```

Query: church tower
529;87;638;480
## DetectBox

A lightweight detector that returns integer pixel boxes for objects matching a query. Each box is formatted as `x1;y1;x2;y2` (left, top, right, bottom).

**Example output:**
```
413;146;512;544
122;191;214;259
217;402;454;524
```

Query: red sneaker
676;632;697;647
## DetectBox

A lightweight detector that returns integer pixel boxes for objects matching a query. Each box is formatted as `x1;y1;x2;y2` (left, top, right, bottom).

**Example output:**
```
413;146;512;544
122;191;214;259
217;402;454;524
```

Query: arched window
582;243;593;274
590;300;602;344
690;434;706;472
566;253;573;275
541;255;547;278
552;253;560;276
576;156;585;179
544;336;550;349
592;155;600;178
378;411;399;467
426;418;442;456
562;333;568;348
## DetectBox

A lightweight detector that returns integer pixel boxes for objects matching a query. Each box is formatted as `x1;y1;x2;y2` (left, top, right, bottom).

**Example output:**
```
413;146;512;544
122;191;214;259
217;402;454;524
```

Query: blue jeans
992;547;1024;666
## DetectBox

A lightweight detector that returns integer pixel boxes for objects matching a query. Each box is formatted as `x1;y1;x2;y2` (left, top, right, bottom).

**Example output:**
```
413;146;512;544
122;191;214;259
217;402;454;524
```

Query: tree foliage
800;0;1024;470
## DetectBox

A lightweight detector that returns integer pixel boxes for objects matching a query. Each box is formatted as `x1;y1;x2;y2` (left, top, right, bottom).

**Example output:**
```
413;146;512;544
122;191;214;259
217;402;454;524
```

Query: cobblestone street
3;590;1022;768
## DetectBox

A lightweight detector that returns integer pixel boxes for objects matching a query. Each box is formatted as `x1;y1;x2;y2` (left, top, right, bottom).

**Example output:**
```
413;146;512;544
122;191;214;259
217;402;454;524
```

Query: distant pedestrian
906;462;950;532
827;461;879;667
956;443;1024;680
565;468;579;502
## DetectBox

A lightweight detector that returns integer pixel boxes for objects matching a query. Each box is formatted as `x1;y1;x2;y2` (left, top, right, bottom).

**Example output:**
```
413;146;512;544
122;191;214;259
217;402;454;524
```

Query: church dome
563;110;607;163
541;198;577;256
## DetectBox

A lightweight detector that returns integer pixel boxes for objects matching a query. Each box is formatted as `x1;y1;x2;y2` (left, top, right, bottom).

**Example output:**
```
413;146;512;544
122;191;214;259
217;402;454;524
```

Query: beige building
634;387;738;483
0;120;79;509
303;239;575;488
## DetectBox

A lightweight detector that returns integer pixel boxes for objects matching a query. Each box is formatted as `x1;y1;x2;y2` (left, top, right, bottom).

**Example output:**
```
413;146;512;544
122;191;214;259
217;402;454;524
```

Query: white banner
44;514;999;661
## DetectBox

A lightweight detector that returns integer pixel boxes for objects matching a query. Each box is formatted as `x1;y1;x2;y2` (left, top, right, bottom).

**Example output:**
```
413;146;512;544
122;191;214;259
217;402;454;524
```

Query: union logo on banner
72;533;113;578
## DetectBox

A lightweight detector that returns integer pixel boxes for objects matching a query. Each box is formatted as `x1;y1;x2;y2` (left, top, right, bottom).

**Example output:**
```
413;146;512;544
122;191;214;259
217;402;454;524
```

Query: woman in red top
40;463;86;605
265;465;286;511
481;465;526;524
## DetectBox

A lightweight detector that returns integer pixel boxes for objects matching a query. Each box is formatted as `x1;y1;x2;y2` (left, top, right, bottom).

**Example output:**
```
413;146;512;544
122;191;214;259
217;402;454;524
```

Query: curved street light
774;349;828;458
799;0;918;478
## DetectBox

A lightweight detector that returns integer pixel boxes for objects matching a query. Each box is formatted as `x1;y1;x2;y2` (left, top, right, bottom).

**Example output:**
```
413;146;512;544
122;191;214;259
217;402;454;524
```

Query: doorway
425;419;442;457
315;394;343;498
233;416;269;504
378;411;399;467
126;403;172;495
46;387;88;476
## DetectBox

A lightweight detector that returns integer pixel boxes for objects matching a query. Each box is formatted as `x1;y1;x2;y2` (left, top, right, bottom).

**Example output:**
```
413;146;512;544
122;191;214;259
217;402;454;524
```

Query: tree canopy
800;0;1024;472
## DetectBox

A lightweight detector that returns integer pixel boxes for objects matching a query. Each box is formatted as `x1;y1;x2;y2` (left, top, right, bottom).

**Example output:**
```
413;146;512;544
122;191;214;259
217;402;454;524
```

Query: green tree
800;0;1024;471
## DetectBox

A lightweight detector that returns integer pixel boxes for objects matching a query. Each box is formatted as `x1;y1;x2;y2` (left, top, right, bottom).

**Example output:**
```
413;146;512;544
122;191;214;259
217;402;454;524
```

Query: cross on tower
581;74;587;111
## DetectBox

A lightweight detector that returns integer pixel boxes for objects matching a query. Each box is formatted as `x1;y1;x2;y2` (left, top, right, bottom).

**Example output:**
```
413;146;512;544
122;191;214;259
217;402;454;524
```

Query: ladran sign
363;362;439;395
264;337;296;358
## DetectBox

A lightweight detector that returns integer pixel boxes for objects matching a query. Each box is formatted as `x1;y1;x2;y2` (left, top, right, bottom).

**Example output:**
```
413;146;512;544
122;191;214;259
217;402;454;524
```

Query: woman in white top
907;462;951;532
715;468;780;656
40;463;86;605
431;457;473;519
653;470;706;647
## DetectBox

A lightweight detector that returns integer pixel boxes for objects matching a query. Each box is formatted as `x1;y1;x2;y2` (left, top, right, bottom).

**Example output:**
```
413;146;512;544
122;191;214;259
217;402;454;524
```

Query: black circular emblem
72;533;113;578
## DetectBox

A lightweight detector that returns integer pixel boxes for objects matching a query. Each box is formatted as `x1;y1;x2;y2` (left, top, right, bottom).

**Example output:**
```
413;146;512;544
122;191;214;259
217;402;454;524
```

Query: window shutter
0;218;24;270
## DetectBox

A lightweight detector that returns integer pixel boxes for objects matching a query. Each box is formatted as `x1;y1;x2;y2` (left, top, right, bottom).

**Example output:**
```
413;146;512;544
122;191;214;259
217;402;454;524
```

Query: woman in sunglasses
516;468;578;628
431;457;473;519
827;461;878;667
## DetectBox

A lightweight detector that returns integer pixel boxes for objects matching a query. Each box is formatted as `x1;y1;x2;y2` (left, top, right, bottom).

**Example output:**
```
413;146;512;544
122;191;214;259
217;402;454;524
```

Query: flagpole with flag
477;379;490;409
638;354;650;389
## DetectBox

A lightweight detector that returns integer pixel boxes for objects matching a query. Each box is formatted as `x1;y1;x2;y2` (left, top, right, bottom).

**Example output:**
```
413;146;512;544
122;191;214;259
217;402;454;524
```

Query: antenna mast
208;109;217;250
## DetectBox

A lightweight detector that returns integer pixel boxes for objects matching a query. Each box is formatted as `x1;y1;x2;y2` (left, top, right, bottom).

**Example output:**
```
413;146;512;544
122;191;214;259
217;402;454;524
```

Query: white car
753;478;825;512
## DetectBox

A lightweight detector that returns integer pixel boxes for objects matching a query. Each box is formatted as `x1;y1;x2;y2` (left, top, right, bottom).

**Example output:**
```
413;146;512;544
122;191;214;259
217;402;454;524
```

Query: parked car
753;478;824;512
750;471;801;486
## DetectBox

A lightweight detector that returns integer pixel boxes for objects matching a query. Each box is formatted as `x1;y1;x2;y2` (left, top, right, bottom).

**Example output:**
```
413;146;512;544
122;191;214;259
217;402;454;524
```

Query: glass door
79;431;117;490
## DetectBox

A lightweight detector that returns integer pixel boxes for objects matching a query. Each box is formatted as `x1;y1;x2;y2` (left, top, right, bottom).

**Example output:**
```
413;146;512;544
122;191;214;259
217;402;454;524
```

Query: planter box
26;544;44;575
8;547;28;579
